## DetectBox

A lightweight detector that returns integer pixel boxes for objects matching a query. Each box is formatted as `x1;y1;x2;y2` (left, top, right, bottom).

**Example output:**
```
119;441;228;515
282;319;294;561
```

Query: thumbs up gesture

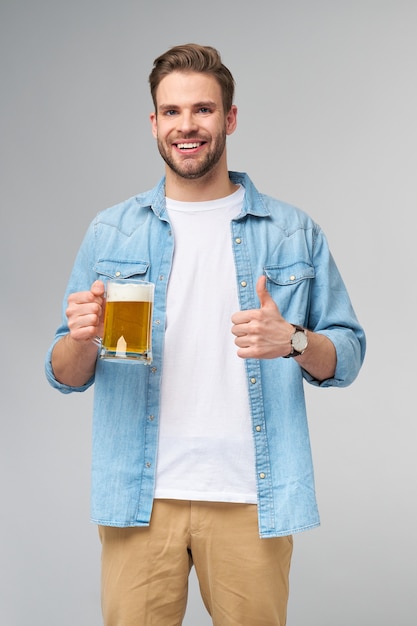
231;275;294;359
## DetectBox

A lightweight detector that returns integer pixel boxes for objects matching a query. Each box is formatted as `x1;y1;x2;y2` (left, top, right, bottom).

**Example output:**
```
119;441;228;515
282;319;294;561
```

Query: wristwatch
284;325;308;358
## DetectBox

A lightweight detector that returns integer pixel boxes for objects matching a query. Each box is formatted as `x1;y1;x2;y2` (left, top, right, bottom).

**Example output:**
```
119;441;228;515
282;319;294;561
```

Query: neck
164;159;237;202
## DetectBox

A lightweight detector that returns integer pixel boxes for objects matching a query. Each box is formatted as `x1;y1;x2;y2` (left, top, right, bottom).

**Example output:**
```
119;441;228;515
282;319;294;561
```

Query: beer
100;280;154;362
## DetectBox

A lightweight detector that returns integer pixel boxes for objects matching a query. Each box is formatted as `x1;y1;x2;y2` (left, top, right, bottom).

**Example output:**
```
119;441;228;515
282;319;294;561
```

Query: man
46;43;366;626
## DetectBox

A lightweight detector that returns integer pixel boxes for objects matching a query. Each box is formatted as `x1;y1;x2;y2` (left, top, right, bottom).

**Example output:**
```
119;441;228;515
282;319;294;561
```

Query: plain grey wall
1;0;415;624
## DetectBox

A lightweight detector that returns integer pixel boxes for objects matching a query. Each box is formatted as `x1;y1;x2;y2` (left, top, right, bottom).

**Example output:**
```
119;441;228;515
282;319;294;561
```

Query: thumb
256;275;275;309
91;280;105;297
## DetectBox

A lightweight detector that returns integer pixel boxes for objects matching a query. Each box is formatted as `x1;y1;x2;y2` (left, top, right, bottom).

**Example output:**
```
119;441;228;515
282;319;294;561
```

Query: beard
157;128;227;180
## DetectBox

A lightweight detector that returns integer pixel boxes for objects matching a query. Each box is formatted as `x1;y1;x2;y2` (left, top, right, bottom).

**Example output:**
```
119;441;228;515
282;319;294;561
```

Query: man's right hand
66;280;106;343
51;280;106;386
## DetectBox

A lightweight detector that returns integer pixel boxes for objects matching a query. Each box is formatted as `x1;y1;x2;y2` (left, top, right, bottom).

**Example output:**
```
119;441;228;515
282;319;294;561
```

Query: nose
177;110;198;134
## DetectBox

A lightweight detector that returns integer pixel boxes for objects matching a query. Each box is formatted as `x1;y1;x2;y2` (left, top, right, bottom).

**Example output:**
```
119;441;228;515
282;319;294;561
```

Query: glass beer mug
95;279;154;363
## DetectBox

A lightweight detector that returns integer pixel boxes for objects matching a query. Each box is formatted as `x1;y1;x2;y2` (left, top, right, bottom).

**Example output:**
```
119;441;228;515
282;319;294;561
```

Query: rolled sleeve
44;339;95;394
303;326;366;388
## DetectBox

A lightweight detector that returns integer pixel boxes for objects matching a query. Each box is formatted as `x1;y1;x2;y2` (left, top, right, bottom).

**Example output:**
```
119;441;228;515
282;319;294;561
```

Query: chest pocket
93;259;150;281
264;262;315;321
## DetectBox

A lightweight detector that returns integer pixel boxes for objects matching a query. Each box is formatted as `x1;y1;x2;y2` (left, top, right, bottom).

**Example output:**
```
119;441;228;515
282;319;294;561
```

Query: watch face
292;330;308;352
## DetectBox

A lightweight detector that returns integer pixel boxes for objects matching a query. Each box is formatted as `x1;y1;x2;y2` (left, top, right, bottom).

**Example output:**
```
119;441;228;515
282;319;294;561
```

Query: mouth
174;141;206;152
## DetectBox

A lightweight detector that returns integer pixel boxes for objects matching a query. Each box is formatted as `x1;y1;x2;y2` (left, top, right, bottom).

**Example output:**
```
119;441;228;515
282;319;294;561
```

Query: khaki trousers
99;500;293;626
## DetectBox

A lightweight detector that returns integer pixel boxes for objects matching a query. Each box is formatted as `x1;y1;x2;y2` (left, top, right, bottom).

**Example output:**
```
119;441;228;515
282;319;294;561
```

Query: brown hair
149;43;235;114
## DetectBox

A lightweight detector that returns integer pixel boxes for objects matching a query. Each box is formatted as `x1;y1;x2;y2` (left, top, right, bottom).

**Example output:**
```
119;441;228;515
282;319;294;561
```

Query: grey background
1;0;415;624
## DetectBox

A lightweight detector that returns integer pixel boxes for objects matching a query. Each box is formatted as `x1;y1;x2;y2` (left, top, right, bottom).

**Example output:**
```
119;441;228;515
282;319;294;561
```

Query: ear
150;112;158;139
225;104;238;136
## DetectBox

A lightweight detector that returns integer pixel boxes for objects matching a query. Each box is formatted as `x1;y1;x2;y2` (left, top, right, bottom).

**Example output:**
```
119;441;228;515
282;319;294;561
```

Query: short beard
157;129;226;180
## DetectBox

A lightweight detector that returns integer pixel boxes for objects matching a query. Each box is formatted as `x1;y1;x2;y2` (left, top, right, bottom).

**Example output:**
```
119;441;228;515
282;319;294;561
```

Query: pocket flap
93;259;149;280
265;262;315;286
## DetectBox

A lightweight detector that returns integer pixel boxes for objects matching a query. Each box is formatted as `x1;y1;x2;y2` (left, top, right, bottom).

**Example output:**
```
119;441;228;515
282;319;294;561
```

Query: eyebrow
158;100;218;112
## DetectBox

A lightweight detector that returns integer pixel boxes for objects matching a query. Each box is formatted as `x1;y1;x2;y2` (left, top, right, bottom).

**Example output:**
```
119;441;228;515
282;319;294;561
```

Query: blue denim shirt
45;172;366;537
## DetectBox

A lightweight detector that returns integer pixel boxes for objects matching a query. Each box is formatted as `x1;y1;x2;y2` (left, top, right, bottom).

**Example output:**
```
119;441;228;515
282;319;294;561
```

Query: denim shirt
45;172;366;537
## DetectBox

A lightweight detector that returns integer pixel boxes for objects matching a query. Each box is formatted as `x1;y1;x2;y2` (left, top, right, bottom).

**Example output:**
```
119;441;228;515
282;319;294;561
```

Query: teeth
177;142;200;149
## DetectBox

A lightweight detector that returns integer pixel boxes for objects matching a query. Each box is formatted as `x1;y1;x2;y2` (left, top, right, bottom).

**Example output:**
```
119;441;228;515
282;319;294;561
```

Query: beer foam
106;281;154;302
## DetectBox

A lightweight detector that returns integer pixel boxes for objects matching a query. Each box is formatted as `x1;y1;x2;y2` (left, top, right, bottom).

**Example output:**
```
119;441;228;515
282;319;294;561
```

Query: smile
176;142;203;149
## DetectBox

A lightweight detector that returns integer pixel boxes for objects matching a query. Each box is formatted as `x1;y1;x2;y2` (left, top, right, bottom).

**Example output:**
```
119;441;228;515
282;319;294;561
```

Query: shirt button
240;281;247;287
149;415;154;421
235;238;242;244
146;462;151;468
259;473;266;479
250;377;256;384
255;425;261;432
115;271;121;277
290;275;296;281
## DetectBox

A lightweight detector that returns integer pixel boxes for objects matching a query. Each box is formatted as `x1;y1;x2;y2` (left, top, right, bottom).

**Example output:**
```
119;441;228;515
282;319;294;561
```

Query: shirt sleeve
44;219;99;394
302;226;366;388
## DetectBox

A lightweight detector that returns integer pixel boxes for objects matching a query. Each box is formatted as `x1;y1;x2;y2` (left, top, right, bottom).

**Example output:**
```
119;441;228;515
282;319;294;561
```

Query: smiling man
150;70;236;190
46;44;366;626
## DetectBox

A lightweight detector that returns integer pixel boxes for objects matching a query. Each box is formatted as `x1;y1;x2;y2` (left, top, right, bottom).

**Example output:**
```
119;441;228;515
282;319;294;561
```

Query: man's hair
149;43;235;114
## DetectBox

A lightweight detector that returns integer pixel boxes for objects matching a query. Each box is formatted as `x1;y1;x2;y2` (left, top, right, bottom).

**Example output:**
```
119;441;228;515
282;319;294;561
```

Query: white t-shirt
154;185;257;503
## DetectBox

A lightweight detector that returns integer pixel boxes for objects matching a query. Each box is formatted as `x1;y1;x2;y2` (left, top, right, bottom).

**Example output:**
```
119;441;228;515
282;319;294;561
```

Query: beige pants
99;500;293;626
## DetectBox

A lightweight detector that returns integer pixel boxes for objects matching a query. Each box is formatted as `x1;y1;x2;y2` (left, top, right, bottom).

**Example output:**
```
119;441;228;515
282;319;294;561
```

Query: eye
198;107;211;114
165;109;178;116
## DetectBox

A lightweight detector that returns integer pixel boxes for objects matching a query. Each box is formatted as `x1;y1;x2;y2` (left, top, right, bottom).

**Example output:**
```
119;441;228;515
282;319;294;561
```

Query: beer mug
96;279;154;363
